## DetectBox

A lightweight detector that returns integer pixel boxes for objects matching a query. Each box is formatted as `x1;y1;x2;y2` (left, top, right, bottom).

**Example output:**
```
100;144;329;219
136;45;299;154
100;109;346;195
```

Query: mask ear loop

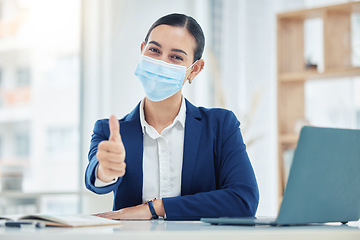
186;60;198;71
186;60;199;84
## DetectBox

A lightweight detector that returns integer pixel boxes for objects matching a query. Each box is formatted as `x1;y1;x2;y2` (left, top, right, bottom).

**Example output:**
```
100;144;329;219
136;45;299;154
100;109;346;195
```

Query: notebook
201;126;360;226
0;214;121;227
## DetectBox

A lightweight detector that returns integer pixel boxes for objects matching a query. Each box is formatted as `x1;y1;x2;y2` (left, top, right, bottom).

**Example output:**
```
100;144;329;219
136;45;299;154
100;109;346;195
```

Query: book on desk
0;213;121;227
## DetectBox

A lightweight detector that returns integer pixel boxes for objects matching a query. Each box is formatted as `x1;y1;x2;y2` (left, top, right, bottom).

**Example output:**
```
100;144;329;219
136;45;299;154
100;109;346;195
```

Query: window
0;135;2;158
0;0;80;214
15;133;29;157
46;127;77;156
16;68;31;87
0;68;3;86
0;68;3;108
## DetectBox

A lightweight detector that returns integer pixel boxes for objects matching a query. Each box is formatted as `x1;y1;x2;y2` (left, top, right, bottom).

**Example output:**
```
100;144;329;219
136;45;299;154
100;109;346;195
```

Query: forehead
147;25;196;56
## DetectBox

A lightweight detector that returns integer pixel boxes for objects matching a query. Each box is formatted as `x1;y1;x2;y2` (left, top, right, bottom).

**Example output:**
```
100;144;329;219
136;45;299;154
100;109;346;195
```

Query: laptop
201;126;360;226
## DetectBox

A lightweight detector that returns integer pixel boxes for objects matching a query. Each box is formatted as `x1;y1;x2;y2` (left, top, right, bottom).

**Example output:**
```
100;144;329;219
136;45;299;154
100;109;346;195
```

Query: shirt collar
139;96;186;137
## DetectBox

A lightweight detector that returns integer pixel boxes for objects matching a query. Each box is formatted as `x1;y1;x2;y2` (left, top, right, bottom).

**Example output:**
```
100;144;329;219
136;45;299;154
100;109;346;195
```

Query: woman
85;13;259;220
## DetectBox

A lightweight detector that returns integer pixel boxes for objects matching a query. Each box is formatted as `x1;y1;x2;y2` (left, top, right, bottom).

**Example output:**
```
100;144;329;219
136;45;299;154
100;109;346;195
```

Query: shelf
279;67;360;82
310;67;360;80
278;70;317;82
277;2;360;200
278;134;299;144
277;2;360;20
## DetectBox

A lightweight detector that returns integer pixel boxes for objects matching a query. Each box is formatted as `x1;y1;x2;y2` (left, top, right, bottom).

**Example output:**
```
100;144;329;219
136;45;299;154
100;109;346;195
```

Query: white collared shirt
95;97;186;203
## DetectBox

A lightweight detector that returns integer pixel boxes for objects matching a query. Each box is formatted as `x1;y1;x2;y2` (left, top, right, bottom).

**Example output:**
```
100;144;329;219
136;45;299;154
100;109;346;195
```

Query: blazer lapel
120;103;144;205
181;99;203;195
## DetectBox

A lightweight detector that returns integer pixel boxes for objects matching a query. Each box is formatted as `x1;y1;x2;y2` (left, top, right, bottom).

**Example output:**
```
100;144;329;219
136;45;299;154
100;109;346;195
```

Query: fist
96;115;126;182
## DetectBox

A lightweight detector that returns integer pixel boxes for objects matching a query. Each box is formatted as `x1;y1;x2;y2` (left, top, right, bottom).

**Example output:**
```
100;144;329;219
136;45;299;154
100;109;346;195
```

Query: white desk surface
1;220;359;240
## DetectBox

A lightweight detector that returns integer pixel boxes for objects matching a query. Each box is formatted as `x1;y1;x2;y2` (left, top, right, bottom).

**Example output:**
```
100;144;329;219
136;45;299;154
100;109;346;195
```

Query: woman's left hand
94;203;152;220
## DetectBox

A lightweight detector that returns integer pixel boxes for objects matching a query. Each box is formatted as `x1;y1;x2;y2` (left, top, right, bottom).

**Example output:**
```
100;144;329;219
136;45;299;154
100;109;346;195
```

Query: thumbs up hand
96;115;126;182
109;115;122;143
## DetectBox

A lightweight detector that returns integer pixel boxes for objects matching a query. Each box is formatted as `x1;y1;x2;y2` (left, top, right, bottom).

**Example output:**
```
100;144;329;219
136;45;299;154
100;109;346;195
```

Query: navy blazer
85;99;259;220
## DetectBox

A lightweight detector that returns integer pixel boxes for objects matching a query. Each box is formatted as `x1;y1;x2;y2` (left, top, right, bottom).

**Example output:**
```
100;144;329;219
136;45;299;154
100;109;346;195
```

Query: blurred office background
0;0;359;216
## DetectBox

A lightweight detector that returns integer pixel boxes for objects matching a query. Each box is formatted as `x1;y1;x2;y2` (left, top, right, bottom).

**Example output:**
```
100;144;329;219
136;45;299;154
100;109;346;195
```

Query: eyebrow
148;41;188;56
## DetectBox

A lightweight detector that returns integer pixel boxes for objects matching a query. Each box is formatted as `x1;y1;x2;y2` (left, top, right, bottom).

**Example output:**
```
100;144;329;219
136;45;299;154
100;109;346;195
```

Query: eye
170;55;183;62
149;48;160;54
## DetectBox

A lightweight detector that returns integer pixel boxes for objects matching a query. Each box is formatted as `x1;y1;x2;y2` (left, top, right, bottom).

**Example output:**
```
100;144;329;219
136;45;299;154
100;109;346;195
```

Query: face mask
135;55;197;102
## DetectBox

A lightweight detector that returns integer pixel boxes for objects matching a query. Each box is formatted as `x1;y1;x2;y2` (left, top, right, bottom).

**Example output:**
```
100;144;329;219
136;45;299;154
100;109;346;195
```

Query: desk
1;220;360;240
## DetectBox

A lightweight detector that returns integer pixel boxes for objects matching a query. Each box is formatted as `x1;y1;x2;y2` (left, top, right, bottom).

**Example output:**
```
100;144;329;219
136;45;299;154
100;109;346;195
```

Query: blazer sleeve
162;111;259;220
84;119;123;194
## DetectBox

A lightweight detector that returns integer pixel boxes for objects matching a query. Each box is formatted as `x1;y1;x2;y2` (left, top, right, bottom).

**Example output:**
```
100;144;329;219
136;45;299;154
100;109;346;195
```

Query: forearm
162;185;259;220
153;199;165;217
94;198;165;220
85;157;122;194
94;164;118;187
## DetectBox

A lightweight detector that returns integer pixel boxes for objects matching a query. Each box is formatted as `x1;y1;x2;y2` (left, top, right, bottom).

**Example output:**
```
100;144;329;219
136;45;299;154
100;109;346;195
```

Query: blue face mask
135;55;196;102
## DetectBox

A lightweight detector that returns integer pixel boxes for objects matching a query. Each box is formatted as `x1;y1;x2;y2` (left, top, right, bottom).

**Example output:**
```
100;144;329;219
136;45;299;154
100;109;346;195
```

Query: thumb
109;115;122;143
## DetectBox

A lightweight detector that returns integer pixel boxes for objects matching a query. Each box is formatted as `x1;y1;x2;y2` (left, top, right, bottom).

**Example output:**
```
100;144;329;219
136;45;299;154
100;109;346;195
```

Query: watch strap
147;200;159;219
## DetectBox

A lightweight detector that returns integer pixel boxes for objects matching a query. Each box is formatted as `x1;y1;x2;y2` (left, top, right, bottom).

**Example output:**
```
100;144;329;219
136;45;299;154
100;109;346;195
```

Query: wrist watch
146;198;159;219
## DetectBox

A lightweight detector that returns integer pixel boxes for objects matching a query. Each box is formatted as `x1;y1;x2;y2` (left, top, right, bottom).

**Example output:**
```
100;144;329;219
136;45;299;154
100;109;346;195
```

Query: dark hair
144;13;205;62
